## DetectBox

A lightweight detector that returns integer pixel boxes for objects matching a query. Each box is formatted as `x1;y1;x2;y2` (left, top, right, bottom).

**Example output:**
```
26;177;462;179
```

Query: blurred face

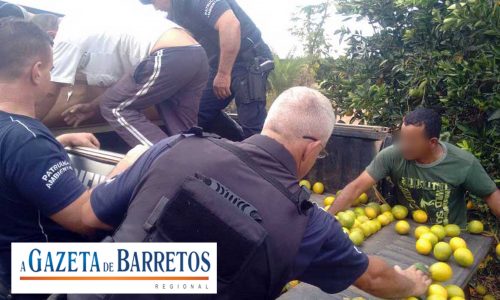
152;0;172;12
399;123;439;161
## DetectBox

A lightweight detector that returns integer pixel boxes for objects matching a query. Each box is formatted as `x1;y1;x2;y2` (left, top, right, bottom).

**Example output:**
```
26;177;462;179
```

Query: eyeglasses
303;136;328;159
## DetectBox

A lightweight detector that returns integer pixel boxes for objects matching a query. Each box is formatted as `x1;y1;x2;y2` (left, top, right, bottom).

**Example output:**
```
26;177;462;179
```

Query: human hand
394;265;431;297
57;133;100;149
213;72;232;100
61;103;98;127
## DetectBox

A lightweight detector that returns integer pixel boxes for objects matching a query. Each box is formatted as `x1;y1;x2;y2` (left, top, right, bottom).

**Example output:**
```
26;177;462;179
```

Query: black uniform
169;0;274;141
70;133;369;299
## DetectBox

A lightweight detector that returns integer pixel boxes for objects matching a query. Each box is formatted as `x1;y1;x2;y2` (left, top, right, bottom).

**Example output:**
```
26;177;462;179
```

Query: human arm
50;190;94;235
38;37;85;120
294;207;430;298
56;132;100;149
462;157;499;217
61;92;106;127
5;129;93;235
330;147;396;214
213;10;241;99
354;257;431;299
75;145;150;231
81;137;178;230
196;0;241;99
328;171;376;214
81;150;151;230
484;189;500;217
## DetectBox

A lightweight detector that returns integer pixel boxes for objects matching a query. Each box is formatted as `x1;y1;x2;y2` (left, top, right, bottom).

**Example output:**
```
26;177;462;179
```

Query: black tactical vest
70;135;310;300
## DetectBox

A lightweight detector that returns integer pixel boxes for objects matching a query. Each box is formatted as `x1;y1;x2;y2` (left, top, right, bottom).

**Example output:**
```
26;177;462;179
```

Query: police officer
140;0;274;141
0;18;145;298
79;87;430;299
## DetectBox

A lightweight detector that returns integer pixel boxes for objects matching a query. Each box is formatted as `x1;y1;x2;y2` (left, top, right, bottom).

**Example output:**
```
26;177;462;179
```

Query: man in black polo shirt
81;87;430;299
140;0;274;141
0;18;142;297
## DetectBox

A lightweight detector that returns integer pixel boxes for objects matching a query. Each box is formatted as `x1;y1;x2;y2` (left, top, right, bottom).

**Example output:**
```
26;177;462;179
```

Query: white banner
11;243;217;294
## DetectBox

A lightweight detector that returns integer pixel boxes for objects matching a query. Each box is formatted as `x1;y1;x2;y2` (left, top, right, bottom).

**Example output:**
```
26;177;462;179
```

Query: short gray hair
263;87;335;144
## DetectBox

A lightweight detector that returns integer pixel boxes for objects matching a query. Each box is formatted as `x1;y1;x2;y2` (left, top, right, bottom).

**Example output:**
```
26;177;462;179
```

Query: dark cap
139;0;153;4
0;3;31;20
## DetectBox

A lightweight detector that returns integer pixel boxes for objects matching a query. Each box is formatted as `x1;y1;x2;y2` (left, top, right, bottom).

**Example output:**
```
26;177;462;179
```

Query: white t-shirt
51;15;181;87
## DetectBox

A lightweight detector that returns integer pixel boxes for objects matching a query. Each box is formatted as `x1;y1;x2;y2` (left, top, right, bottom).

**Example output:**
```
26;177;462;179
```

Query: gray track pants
100;45;209;147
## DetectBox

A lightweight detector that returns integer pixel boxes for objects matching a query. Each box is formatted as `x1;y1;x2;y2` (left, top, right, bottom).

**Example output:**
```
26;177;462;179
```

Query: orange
449;237;467;252
392;205;409;220
412;209;428;223
416;238;433;255
364;207;378;219
420;232;439;246
312;182;325;194
299;180;311;190
395;220;411;235
467;220;484;234
429;262;453;282
414;225;430;239
323;196;335;207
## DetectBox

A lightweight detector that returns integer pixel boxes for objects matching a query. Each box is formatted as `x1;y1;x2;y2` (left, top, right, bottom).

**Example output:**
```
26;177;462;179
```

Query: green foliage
267;55;316;104
319;0;499;179
290;1;334;60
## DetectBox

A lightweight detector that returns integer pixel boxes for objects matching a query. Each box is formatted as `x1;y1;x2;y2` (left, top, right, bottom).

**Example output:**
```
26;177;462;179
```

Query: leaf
379;59;389;67
488;109;500;122
484;30;497;36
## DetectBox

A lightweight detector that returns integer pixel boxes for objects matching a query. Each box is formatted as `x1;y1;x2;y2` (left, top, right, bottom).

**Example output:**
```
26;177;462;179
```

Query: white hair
263;87;335;144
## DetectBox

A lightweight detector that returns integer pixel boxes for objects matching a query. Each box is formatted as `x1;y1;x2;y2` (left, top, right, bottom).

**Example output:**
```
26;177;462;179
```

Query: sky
11;0;373;58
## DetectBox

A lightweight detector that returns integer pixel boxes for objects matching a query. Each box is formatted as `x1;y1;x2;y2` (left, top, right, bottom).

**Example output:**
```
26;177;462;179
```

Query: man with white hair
77;87;430;299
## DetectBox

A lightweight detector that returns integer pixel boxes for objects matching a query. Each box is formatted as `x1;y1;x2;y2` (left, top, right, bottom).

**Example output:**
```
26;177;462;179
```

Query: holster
232;40;275;104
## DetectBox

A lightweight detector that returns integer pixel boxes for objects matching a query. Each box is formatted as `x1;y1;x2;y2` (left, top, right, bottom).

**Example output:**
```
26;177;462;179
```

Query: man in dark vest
139;0;274;141
79;87;430;299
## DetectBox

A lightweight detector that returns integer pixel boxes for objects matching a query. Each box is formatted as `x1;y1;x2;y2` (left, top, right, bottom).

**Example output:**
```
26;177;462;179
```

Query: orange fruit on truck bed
444;224;461;237
433;242;452;261
416;238;433;255
414;225;430;239
312;182;325;194
323;196;335;207
449;237;467;251
467;220;483;234
395;220;410;235
430;225;446;241
429;262;453;282
392;205;408;220
412;209;428;223
453;248;474;267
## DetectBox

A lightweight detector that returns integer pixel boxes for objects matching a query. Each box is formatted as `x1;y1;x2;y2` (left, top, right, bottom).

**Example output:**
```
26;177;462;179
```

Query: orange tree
320;0;499;183
317;0;499;291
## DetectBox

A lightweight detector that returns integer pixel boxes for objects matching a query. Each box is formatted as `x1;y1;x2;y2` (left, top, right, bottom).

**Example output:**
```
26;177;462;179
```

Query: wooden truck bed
278;194;493;300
